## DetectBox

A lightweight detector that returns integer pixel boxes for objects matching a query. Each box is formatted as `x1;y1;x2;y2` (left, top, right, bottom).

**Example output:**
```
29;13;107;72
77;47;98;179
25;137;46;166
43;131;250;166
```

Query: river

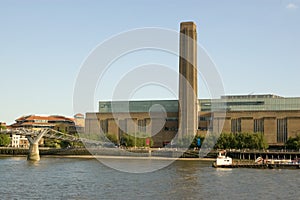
0;156;299;199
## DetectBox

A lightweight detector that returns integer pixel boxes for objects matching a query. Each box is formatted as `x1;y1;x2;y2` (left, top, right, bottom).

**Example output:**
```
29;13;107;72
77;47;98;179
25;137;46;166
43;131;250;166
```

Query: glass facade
99;95;300;113
200;95;300;112
99;100;179;113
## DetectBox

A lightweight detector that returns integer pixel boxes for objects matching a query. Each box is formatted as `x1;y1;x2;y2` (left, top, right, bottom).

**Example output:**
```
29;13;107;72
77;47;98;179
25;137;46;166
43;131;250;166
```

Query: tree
44;139;61;148
189;135;205;148
213;132;268;150
120;132;153;147
106;133;118;145
286;135;300;150
0;134;11;147
254;132;269;150
0;125;7;131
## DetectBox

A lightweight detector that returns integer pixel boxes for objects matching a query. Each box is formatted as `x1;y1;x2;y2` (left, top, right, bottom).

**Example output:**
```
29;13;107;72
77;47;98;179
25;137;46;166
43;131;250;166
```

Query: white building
11;134;20;148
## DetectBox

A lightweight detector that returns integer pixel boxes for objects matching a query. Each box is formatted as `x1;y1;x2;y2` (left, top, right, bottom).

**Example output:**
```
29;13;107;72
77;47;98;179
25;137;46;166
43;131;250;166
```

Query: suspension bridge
0;128;106;161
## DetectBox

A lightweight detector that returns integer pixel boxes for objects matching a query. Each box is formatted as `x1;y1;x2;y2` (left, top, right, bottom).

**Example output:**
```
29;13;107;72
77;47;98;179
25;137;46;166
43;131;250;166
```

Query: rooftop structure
200;95;300;112
99;95;300;113
99;100;179;113
10;115;75;129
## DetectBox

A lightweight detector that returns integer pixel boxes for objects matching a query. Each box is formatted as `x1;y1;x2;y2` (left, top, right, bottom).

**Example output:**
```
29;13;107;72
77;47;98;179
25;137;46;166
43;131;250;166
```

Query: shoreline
0;154;215;161
44;155;216;161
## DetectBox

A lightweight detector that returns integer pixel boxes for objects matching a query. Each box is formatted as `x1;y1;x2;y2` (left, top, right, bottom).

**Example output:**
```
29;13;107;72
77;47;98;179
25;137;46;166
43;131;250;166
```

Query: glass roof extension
98;95;300;113
99;100;179;113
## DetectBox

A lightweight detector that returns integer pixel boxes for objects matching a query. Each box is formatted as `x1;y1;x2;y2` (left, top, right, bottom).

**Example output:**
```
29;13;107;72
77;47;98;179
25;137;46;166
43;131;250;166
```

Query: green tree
190;135;205;148
0;125;7;131
286;135;300;150
254;132;269;150
213;132;268;150
201;133;220;149
106;133;118;145
120;132;153;147
215;133;230;149
44;139;61;148
0;134;11;147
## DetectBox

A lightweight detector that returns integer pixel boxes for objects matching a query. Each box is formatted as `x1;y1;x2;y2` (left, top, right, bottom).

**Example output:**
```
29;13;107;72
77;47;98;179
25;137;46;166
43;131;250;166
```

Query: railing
0;128;106;146
224;149;300;153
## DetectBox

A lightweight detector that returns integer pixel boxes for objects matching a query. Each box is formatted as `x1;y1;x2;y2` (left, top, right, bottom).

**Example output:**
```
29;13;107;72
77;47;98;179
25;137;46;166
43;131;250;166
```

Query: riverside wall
227;150;300;160
2;147;299;160
0;147;213;158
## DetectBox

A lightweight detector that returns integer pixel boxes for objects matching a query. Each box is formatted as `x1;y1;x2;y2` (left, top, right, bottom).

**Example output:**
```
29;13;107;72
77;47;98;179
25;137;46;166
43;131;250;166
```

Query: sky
0;0;300;124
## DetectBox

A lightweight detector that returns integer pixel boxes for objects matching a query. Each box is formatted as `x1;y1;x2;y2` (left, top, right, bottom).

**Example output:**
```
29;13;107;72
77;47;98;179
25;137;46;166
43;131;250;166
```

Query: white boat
213;150;233;167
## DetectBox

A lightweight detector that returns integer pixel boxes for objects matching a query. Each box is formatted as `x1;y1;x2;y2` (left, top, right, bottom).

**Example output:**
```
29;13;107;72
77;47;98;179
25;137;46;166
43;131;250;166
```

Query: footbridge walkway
0;128;104;161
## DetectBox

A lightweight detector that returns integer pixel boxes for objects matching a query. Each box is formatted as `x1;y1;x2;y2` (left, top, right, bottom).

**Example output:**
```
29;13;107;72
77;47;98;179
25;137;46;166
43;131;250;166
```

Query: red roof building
10;115;75;130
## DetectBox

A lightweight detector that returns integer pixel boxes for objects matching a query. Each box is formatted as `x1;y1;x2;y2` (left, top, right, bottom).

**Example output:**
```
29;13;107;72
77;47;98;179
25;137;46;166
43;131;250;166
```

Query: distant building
10;134;30;148
86;95;300;147
8;114;79;148
86;100;179;147
19;135;29;148
74;113;85;133
11;134;20;147
200;94;300;146
10;115;77;134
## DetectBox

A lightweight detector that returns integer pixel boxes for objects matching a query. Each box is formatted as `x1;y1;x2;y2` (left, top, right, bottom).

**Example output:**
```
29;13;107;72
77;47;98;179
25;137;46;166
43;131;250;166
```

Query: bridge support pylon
28;143;40;161
26;129;48;161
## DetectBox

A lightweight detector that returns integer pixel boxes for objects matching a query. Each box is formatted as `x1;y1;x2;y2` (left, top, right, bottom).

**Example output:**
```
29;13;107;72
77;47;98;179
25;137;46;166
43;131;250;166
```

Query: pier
213;149;300;169
213;163;300;169
226;149;300;161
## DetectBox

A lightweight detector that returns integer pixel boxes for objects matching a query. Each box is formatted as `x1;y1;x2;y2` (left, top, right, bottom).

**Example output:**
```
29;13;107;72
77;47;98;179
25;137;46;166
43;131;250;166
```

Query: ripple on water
0;157;299;199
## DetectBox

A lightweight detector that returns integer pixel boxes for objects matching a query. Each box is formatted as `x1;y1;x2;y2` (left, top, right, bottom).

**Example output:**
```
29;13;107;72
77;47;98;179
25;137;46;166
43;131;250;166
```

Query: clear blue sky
0;0;300;124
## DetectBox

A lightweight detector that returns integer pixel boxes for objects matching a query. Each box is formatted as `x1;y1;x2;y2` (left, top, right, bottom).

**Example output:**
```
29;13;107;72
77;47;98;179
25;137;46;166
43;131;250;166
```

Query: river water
0;156;299;200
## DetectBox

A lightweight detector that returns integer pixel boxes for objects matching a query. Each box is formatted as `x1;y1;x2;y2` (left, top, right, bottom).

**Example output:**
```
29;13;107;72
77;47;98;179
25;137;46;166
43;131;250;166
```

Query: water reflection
0;157;299;199
215;168;233;177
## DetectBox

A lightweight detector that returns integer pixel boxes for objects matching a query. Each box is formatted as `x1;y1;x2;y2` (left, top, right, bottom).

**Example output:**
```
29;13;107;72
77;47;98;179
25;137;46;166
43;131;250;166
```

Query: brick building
85;95;300;147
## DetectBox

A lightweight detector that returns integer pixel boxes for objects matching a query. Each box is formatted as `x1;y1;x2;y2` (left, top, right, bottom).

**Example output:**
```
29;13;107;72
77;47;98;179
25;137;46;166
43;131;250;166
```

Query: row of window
100;117;289;143
230;118;288;143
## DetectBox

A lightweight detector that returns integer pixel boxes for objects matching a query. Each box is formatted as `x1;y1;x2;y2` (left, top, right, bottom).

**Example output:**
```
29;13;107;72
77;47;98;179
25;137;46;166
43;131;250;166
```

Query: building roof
10;115;75;128
99;100;179;113
15;115;74;122
221;94;283;99
74;113;84;118
201;95;300;112
98;95;300;113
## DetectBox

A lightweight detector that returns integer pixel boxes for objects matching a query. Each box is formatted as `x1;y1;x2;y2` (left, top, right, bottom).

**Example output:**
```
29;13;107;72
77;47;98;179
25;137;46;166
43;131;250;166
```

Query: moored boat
213;151;300;169
212;150;232;167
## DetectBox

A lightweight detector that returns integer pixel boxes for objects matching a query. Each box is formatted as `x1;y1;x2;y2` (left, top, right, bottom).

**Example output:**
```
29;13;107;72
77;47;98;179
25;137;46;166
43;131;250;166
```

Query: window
138;119;147;133
254;119;264;133
100;120;108;133
231;118;241;133
277;118;287;143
